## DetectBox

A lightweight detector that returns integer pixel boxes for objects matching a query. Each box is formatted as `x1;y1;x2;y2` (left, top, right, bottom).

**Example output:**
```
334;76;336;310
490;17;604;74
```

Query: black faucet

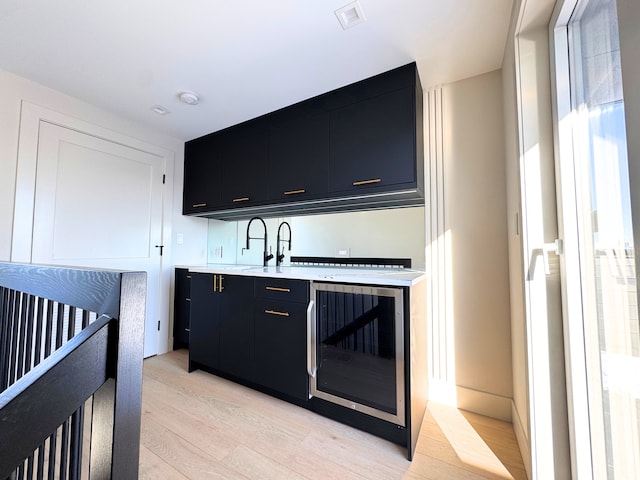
246;216;273;267
276;221;292;266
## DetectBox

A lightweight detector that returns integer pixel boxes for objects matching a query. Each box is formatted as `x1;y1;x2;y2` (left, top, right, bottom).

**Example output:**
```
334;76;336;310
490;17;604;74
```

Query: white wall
0;68;208;267
444;70;513;407
426;69;513;421
0;68;209;354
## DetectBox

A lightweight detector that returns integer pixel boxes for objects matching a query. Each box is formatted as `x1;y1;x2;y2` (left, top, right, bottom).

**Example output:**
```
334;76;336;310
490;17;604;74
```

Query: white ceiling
0;0;514;141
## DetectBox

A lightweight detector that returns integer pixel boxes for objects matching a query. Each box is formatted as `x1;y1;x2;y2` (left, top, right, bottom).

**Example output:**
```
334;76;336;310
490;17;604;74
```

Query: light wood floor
139;350;527;480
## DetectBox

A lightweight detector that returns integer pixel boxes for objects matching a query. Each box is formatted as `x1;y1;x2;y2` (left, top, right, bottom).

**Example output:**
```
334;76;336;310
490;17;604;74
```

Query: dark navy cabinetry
183;62;423;220
173;268;191;349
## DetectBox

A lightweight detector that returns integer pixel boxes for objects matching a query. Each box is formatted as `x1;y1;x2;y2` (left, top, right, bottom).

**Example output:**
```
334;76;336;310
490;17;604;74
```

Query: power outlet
336;248;351;258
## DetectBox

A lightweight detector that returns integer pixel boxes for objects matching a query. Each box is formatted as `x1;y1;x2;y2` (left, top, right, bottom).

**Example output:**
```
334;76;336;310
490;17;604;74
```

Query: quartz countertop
180;264;426;287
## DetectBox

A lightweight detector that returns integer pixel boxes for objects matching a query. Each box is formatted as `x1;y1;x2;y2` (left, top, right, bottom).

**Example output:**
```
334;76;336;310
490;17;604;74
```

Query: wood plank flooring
139;350;527;480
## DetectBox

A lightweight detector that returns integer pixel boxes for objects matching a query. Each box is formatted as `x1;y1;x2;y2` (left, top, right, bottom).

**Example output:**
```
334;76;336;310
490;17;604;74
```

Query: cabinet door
267;111;328;201
188;273;220;370
218;275;255;381
173;268;191;349
220;120;268;207
254;299;308;400
329;87;416;194
183;133;222;214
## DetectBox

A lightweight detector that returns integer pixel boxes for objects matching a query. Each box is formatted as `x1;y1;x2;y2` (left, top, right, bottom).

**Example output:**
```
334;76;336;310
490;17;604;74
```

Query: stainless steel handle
185;328;191;332
352;178;381;186
306;299;316;382
265;309;289;317
185;298;191;302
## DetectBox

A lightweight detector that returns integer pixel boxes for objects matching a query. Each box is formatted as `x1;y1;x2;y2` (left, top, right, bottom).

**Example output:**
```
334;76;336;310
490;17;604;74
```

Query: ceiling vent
335;1;366;30
150;105;170;115
178;91;200;105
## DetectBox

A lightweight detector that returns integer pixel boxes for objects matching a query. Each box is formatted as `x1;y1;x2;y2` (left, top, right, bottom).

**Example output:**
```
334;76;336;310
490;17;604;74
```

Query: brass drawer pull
352;178;381;186
185;298;191;302
192;203;207;208
219;275;224;292
265;286;291;293
265;310;290;317
232;197;250;202
284;189;306;195
213;275;217;292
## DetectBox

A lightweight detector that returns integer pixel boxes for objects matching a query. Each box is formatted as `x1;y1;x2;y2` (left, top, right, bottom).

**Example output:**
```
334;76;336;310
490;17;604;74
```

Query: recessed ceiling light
178;91;200;105
151;105;170;115
335;1;366;30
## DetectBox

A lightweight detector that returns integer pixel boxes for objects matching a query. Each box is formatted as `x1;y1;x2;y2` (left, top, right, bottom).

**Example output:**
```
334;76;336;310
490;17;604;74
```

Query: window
555;0;640;477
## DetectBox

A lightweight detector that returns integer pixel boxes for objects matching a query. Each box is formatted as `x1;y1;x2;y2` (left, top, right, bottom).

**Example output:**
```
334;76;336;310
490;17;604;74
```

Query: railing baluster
7;290;18;386
67;306;76;341
0;287;9;390
69;406;83;480
59;420;69;480
36;442;45;480
23;295;35;375
44;301;53;359
25;453;34;479
55;303;64;350
81;310;90;329
34;297;45;368
47;431;56;480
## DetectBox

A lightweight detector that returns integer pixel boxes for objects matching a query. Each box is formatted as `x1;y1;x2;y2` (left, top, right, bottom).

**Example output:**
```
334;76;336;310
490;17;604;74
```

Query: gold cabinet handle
185;298;191;302
219;275;224;292
284;189;306;195
213;275;217;292
352;178;381;186
192;203;207;207
265;286;291;293
265;310;290;317
232;197;250;202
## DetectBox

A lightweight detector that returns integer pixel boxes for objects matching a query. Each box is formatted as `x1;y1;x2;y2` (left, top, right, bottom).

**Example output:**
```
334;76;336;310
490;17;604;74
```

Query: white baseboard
512;400;531;479
428;379;512;421
455;385;513;421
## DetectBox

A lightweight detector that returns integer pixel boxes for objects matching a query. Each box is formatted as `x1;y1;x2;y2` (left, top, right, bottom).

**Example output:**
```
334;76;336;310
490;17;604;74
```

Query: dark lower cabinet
173;268;191;349
188;273;254;382
218;275;255;381
254;299;308;401
189;273;221;370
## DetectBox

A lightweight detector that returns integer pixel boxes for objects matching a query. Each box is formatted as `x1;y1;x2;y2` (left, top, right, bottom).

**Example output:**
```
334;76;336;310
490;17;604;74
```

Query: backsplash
207;207;426;269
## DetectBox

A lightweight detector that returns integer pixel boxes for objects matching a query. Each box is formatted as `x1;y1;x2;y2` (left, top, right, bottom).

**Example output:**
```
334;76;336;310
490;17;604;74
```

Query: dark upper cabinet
183;62;423;220
329;86;416;194
183;133;222;214
220;119;268;207
267;110;329;201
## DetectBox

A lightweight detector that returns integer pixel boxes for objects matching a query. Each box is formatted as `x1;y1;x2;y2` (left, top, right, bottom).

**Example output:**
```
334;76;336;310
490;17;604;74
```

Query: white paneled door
32;121;165;357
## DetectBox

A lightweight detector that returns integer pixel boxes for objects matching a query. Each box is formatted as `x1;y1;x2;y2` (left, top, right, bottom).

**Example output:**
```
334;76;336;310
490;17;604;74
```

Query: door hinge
162;174;166;184
157;320;161;331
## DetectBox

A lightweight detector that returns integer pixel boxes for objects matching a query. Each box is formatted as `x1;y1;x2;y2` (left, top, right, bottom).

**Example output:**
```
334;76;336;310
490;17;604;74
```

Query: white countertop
182;264;426;287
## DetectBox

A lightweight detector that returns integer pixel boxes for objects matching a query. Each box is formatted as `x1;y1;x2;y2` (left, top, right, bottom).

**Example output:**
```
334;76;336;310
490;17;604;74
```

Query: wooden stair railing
0;263;146;480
